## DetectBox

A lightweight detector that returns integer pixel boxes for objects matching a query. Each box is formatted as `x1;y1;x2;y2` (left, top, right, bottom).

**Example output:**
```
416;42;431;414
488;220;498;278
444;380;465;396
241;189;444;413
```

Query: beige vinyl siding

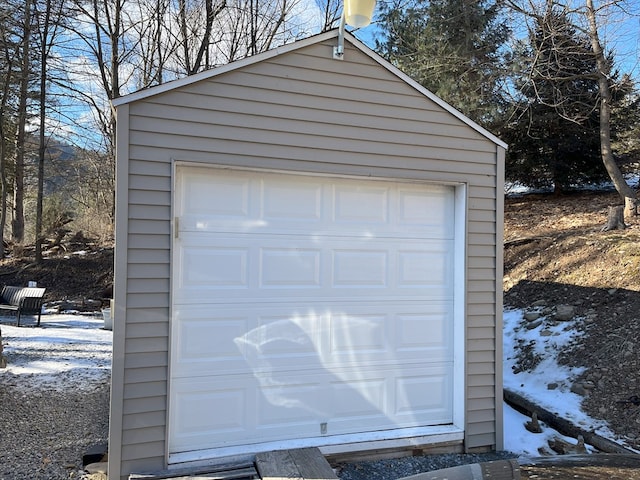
115;144;173;476
466;179;500;450
111;32;505;479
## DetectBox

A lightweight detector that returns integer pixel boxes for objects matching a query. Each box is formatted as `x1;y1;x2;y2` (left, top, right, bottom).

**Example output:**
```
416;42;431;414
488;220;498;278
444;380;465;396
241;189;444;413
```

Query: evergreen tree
376;0;510;128
504;6;635;193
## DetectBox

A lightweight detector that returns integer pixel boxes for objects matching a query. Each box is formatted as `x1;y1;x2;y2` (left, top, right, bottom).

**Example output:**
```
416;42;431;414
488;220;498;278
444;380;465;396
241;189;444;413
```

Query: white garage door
169;166;460;459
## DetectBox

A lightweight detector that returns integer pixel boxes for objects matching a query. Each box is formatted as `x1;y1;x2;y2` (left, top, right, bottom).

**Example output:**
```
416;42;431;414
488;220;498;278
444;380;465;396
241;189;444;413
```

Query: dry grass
504;191;640;292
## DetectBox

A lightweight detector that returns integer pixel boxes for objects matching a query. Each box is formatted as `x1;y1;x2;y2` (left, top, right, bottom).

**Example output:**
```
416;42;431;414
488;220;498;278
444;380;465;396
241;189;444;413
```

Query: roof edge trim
111;30;338;107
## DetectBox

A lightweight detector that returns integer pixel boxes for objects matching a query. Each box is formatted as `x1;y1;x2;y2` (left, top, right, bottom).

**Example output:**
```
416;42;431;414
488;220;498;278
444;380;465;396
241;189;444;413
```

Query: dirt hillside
504;190;640;451
0;245;113;309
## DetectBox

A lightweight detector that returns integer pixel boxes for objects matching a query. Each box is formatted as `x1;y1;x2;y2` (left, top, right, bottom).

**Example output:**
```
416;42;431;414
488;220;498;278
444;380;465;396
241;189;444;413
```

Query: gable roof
112;29;507;149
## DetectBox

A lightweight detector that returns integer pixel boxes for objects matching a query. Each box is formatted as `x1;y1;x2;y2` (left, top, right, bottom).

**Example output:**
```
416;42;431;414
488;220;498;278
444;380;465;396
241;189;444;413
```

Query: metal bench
0;285;46;326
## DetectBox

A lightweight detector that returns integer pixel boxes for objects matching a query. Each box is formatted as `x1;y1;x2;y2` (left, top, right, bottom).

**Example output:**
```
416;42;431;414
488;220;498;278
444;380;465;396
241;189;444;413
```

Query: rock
524;311;541;321
85;462;107;474
571;383;587;396
525;320;543;330
555;305;575;321
540;329;552;337
547;383;559;390
532;300;546;307
83;474;107;480
608;288;618;295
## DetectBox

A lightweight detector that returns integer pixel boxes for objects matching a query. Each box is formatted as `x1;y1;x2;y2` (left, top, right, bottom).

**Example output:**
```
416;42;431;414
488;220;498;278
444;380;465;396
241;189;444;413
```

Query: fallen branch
504;236;554;248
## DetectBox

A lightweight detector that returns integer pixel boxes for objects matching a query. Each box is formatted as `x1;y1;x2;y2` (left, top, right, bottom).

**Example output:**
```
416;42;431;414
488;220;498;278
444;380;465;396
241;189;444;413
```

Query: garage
109;28;505;480
169;166;464;458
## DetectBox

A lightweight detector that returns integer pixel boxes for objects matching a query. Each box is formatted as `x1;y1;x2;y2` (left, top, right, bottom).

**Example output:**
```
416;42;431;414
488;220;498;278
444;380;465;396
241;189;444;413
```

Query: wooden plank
289;448;337;480
256;448;337;480
130;469;256;479
255;450;302;480
128;460;257;479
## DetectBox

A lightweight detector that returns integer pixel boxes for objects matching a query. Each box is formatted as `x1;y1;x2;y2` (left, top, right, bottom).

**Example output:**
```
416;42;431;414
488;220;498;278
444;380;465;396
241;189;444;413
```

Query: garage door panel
333;184;389;224
332;250;388;286
397;186;455;235
397;249;452;287
395;311;453;353
179;245;249;288
177;172;251;218
172;311;249;371
395;373;453;418
174;236;454;303
169;365;453;453
261;248;322;287
176;169;454;239
262;178;323;221
329;313;386;353
170;376;255;453
172;303;453;379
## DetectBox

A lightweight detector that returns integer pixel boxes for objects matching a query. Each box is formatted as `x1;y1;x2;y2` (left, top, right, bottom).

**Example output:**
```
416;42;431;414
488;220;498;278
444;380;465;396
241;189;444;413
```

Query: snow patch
0;314;111;392
503;308;617;454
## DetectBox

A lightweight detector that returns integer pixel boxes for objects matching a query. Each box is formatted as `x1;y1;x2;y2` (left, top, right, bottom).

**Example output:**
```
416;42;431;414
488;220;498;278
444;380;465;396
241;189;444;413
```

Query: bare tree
68;0;130;154
171;0;311;68
507;0;638;217
128;0;177;88
178;0;226;74
316;0;341;32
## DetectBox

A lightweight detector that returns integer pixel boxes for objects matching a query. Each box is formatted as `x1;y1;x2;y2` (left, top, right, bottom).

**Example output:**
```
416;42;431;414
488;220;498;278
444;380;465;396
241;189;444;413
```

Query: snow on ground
0;307;625;456
0;313;112;392
503;308;617;455
503;402;593;456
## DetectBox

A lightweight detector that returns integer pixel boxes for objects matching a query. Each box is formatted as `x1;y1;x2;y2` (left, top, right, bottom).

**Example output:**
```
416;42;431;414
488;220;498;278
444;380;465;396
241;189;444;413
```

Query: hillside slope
504;190;640;451
0;247;113;306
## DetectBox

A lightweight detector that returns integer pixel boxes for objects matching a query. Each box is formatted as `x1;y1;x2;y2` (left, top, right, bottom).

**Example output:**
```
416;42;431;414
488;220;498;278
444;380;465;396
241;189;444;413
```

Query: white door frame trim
166;163;467;465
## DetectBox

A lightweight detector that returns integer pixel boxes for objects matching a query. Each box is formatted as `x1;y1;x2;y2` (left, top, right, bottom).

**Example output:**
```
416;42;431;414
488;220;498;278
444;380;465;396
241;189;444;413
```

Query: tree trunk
0;43;13;260
13;0;33;245
35;0;54;263
602;205;625;231
585;0;636;216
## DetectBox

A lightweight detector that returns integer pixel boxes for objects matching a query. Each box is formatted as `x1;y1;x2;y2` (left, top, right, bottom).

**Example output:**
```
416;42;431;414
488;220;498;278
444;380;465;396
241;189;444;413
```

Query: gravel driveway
0;315;111;480
0;377;110;480
335;451;518;480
